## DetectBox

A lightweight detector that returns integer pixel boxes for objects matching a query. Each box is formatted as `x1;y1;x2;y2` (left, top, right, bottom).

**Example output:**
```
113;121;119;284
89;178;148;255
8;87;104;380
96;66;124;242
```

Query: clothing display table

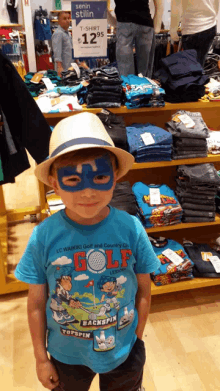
1;101;220;295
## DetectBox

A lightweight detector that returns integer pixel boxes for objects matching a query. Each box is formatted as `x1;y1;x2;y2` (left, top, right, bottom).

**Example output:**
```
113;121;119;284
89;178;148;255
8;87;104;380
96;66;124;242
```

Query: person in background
108;0;164;77
170;0;219;66
52;11;73;76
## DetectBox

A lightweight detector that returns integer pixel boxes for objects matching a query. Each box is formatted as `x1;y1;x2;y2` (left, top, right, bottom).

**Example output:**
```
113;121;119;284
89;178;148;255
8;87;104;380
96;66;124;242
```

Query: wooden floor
1;286;220;391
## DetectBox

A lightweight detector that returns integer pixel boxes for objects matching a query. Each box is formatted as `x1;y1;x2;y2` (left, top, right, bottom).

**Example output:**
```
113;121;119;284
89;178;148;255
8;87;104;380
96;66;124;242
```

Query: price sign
71;1;107;58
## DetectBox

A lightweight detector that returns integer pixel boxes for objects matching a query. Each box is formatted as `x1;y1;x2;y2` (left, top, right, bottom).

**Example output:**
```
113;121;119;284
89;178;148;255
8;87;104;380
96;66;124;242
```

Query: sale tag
209;256;220;273
149;188;161;205
71;1;107;58
178;114;195;128
162;249;183;266
141;132;155;146
42;77;56;90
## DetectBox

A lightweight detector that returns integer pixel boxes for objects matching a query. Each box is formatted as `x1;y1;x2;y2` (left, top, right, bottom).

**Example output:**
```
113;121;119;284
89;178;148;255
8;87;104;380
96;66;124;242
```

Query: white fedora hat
35;112;134;186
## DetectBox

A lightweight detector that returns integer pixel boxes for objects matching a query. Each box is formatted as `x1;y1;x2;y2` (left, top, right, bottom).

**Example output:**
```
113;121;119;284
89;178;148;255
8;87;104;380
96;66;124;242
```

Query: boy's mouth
78;203;99;207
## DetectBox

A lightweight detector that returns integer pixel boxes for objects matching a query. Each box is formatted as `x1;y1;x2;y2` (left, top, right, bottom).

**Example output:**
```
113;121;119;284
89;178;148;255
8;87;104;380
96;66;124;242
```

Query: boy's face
50;154;117;224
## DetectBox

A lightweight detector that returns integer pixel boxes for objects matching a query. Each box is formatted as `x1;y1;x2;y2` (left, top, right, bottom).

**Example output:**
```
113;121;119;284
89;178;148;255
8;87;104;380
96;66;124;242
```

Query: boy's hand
36;359;59;390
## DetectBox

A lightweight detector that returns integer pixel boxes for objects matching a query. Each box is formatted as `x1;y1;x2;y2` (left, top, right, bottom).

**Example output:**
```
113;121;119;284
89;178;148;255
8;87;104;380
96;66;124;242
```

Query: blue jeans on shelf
116;22;155;77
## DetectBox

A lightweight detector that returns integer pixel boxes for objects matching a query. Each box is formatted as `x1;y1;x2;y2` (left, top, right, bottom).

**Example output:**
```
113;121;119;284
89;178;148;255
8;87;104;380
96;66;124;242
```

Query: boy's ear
48;175;60;195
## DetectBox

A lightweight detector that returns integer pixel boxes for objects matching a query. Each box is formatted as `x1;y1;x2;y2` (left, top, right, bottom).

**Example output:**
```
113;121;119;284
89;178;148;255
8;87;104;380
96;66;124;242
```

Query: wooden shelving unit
1;101;220;295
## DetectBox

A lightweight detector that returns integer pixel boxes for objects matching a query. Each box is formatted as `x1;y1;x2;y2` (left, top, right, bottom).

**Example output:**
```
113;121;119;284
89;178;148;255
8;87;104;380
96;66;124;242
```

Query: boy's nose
80;187;96;197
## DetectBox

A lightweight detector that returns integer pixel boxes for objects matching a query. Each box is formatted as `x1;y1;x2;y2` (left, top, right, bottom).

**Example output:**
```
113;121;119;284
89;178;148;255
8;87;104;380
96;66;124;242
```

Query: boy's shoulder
110;207;144;234
36;211;64;233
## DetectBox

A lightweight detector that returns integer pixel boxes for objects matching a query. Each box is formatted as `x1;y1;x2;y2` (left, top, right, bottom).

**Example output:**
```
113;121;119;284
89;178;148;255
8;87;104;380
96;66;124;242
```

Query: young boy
15;112;160;391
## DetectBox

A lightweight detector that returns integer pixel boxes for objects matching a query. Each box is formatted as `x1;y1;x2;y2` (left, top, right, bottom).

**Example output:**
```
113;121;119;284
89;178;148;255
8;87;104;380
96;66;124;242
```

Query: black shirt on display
114;0;153;27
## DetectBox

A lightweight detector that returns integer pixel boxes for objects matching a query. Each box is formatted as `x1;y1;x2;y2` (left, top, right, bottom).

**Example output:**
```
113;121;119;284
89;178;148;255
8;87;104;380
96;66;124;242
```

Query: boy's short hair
49;147;119;178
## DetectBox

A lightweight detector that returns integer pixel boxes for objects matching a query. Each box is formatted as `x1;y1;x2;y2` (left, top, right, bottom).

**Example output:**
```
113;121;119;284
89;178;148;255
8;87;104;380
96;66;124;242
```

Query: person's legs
182;25;217;66
99;338;146;391
51;356;96;391
116;22;135;76
134;24;155;76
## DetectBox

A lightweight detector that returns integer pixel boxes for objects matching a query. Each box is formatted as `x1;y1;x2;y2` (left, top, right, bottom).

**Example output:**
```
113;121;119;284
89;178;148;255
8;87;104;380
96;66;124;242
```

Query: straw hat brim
34;144;135;186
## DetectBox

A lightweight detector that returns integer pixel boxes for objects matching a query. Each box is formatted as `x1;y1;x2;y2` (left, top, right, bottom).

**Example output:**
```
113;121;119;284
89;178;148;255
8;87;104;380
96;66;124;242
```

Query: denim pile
176;163;220;223
183;241;220;278
121;75;165;109
96;110;129;151
154;49;209;103
86;66;123;108
126;123;173;162
166;111;209;159
109;181;139;215
132;183;183;228
149;237;194;286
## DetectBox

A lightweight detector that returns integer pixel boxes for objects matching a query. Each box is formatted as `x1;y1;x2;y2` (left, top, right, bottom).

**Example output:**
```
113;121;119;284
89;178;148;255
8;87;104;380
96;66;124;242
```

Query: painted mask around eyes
57;155;114;192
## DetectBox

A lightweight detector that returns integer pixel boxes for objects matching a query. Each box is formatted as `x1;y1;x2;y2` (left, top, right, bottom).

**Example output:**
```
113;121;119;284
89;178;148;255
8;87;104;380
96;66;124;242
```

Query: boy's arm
28;284;59;390
135;273;151;340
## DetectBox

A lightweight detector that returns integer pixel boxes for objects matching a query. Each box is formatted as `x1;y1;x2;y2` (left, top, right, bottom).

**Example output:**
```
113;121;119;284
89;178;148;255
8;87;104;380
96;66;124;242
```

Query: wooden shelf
0;24;23;28
132;154;220;169
151;277;220;295
146;214;220;233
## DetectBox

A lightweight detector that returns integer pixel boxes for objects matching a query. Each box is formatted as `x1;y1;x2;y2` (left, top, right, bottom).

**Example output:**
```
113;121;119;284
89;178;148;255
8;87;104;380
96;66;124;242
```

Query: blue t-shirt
15;206;159;373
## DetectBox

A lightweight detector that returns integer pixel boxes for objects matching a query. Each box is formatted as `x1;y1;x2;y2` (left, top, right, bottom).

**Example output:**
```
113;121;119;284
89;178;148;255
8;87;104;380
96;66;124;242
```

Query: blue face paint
57;155;114;192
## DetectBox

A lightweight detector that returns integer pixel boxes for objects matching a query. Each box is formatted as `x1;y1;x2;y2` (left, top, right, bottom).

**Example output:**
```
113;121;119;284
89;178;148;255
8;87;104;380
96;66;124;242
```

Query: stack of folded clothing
166;111;209;159
121;75;165;109
36;85;83;113
24;70;63;97
132;183;183;228
183;241;220;278
96;110;129;151
149;237;194;286
176;163;220;223
61;64;91;86
207;130;220;154
154;49;209;103
61;63;91;104
86;66;123;108
126;122;172;162
109;181;139;215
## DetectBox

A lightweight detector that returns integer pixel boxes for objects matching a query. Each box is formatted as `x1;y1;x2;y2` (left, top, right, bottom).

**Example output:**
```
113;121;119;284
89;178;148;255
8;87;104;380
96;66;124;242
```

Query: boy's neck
65;205;110;225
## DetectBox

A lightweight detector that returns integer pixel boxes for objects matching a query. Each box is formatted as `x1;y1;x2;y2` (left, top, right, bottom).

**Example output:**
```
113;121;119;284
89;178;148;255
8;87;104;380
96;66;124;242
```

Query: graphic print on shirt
49;247;135;350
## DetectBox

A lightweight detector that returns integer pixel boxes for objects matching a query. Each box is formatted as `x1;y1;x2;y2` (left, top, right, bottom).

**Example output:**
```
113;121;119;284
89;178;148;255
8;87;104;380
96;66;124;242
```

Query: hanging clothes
0;50;51;185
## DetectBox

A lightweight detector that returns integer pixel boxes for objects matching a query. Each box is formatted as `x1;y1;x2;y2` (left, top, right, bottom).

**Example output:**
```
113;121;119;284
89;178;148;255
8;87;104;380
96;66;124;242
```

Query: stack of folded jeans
183;241;220;278
121;75;165;109
166;111;209;159
154;49;209;103
86;66;123;108
96;110;129;151
109;181;139;215
126;123;173;162
176;163;220;223
61;66;91;87
132;183;183;228
149;237;194;286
